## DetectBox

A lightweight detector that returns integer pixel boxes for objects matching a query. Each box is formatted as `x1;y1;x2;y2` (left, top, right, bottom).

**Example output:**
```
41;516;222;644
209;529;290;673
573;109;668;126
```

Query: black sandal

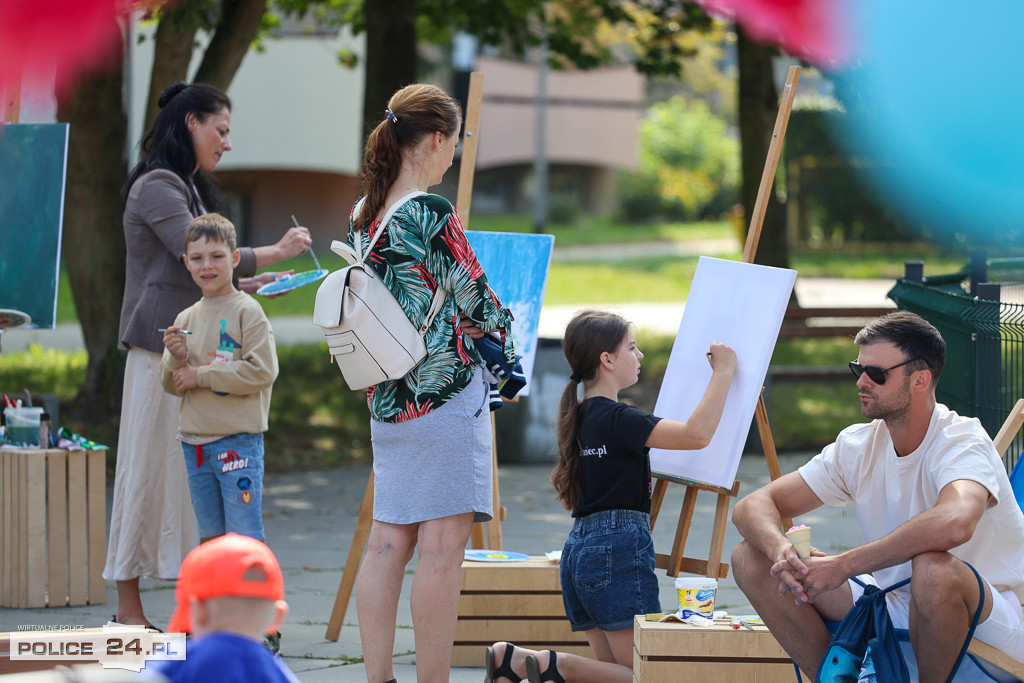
525;650;565;683
485;642;523;683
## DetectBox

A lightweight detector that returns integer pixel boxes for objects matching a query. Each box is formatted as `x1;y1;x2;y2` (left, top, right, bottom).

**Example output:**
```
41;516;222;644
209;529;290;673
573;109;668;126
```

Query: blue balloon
836;0;1024;243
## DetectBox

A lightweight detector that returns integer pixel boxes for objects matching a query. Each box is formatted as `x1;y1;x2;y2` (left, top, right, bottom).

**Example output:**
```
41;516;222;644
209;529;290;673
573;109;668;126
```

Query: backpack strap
851;575;911;595
949;562;986;680
338;190;448;334
357;190;426;262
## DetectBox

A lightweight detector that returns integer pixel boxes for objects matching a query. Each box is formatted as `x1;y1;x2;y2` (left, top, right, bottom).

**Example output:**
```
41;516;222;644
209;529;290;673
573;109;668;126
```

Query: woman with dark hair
349;83;516;682
104;82;312;628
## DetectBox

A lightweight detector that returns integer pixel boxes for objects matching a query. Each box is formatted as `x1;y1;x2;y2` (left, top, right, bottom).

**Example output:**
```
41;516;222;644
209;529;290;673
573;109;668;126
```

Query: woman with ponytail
105;82;312;629
349;83;515;683
485;310;736;683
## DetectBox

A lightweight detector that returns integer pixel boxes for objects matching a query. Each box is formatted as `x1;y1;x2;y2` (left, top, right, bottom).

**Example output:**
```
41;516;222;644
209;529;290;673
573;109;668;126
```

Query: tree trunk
362;0;418;150
145;4;200;130
737;27;789;270
57;59;129;421
194;0;269;90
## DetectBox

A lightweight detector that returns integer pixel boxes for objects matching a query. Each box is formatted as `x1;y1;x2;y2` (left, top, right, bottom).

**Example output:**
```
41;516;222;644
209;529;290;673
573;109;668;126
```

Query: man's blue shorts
559;509;661;632
181;432;264;540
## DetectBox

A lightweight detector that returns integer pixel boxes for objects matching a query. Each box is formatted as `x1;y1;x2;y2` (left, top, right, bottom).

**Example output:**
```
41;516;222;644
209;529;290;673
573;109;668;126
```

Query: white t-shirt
799;403;1024;603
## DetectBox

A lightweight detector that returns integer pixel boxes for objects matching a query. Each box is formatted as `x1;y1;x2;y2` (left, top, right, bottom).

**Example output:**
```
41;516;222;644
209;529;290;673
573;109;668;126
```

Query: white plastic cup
675;576;717;618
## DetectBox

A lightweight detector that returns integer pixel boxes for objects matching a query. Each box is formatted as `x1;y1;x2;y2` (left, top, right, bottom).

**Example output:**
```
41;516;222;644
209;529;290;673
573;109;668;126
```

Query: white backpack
313;191;446;390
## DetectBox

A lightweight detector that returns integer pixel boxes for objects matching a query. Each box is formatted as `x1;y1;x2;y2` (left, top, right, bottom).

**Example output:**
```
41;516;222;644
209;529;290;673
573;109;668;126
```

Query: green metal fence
888;257;1024;472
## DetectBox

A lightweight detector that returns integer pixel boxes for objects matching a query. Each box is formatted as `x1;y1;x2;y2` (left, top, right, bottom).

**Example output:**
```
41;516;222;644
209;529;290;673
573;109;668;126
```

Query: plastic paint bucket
675;576;717;618
3;406;43;445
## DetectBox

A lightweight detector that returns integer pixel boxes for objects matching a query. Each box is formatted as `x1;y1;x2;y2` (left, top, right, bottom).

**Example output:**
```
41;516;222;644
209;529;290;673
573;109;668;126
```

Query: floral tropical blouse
347;193;515;423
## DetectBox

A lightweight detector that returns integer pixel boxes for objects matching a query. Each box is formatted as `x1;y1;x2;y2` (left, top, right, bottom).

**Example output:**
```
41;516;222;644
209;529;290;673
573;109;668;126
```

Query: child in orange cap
157;533;299;682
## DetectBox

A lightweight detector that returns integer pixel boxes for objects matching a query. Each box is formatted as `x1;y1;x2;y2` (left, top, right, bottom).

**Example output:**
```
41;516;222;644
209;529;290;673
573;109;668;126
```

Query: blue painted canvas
467;231;555;396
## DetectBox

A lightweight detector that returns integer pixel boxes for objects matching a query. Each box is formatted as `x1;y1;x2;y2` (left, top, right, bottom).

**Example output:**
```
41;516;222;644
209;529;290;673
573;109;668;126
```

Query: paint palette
464;550;530;563
0;309;31;330
255;269;328;297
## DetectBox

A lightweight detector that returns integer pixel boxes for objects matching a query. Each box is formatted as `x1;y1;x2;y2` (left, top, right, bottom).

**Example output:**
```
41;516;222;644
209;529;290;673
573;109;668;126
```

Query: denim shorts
559;509;660;632
180;432;264;540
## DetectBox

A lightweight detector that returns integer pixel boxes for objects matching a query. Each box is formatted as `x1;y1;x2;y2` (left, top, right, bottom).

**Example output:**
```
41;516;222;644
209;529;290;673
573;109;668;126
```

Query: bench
779;305;894;340
768;305;895;387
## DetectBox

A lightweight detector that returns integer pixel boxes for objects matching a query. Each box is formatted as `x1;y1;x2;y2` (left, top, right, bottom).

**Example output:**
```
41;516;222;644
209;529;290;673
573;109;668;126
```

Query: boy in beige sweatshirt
161;214;279;542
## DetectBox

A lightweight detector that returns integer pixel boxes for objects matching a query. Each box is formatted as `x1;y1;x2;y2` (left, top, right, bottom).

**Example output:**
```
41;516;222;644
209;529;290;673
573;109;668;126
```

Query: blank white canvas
650;256;796;489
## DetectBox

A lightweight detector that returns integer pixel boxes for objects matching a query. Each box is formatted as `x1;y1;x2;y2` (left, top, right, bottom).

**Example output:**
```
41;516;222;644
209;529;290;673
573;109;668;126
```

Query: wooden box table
633;614;796;683
452;556;591;667
0;447;106;608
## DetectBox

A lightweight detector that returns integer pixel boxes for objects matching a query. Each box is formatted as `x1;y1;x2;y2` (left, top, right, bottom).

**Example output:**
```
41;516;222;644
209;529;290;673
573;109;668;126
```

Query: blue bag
816;564;985;683
816;576;912;683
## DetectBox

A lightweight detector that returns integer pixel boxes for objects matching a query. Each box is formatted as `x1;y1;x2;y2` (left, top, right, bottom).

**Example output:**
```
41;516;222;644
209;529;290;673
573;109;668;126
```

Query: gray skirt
370;369;493;524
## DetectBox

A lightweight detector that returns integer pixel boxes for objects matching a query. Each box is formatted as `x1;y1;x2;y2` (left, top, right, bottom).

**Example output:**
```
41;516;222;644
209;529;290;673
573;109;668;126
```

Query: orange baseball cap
167;533;284;634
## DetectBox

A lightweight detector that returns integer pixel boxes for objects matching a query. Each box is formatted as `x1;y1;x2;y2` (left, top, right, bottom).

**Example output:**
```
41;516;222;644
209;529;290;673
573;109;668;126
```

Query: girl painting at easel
486;309;737;682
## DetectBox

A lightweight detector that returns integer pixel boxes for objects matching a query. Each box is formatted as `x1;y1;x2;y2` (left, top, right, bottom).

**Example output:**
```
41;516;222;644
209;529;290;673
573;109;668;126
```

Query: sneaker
264;630;281;655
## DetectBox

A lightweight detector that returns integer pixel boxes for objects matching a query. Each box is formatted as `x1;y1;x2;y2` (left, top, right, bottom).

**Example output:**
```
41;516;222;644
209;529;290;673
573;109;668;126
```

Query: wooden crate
633;615;797;683
0;448;106;608
452;556;592;667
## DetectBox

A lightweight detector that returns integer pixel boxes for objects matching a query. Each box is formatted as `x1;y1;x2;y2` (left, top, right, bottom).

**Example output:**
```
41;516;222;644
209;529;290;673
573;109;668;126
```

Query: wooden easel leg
755;394;792;530
649;478;668;530
325;471;375;641
471;414;504;549
486;414;504;549
667;487;698;577
706;492;731;579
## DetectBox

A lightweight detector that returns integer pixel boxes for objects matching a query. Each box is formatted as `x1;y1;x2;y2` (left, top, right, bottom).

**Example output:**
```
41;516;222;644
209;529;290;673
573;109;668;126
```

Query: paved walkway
0;457;862;681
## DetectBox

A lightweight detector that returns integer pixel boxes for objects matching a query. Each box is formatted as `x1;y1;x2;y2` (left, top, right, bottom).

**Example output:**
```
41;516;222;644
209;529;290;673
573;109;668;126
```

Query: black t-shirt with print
573;396;662;518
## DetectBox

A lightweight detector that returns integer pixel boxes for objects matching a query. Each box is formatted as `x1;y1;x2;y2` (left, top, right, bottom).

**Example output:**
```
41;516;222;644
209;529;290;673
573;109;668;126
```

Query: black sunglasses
848;358;918;385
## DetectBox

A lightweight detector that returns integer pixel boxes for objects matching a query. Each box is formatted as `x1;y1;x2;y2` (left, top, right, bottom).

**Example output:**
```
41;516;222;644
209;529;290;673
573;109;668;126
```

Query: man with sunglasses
731;311;1024;680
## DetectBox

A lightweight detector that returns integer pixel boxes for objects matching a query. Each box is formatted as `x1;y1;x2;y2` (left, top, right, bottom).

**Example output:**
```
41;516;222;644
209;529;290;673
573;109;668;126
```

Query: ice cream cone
786;525;811;558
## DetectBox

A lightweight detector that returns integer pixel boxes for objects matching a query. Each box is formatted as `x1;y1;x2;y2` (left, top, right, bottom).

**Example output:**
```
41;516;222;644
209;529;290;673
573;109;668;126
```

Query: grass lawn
54;216;992;323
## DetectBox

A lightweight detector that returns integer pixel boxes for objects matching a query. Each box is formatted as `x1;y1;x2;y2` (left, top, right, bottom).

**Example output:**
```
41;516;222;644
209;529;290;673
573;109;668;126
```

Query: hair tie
385;109;398;123
569;373;582;383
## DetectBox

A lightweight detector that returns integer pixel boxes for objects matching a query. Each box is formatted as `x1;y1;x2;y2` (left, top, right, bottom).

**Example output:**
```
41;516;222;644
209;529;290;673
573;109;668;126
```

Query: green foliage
0;346;88;402
624;97;739;221
270;0;716;77
547;193;582;224
0;344;370;472
617;170;664;222
266;344;372;470
786;100;926;246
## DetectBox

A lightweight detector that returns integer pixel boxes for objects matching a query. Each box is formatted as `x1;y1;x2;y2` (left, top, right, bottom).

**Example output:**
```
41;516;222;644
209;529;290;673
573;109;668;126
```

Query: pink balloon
695;0;853;66
0;0;125;94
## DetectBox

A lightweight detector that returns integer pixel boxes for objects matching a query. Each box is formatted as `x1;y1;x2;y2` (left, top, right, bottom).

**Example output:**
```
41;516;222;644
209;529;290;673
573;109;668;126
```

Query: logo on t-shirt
207;319;240;364
582;445;607;458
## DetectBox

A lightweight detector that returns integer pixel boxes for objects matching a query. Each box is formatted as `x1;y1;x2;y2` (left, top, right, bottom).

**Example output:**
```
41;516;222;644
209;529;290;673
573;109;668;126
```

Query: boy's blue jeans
181;432;264;540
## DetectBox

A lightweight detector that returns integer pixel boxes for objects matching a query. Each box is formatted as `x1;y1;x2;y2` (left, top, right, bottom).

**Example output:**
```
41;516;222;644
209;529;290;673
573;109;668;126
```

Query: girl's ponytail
549;310;631;511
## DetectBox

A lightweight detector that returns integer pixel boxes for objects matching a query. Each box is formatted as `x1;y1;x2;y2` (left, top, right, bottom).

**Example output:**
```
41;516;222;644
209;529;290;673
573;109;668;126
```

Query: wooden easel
649;65;801;580
2;76;20;124
325;72;504;641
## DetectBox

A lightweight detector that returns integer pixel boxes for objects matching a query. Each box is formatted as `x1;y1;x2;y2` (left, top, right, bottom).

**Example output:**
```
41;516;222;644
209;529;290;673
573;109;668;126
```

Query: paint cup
3;406;44;445
675;576;717;618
